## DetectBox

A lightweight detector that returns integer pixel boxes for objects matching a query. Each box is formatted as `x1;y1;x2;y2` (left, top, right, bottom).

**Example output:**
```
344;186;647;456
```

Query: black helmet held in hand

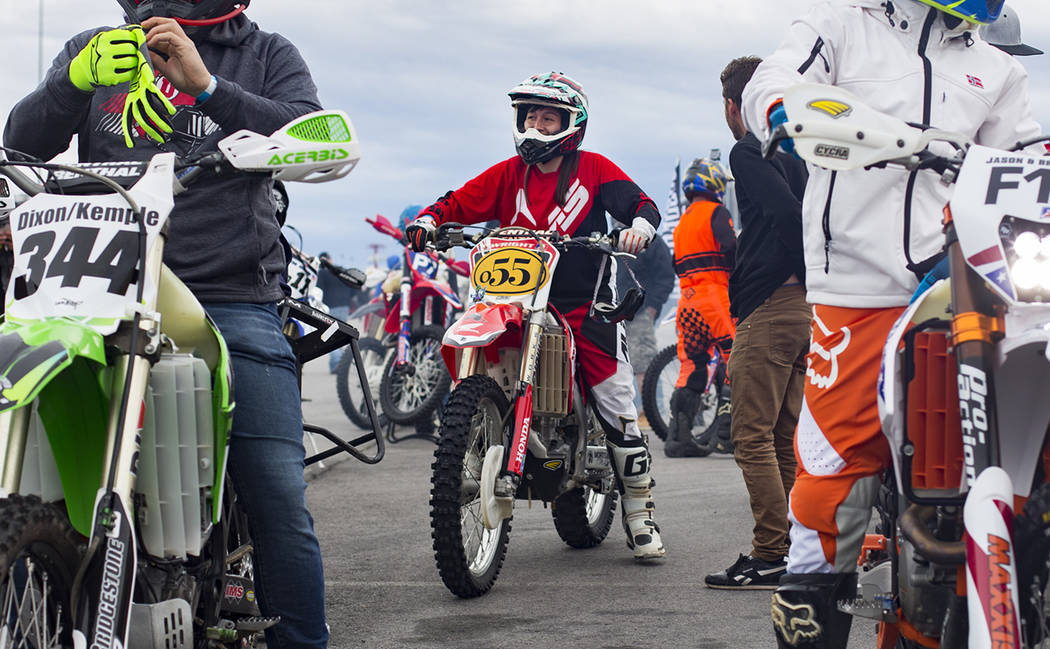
116;0;249;26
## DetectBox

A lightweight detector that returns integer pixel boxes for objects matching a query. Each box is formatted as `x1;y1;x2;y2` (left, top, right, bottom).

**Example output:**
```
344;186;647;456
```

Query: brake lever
762;124;791;160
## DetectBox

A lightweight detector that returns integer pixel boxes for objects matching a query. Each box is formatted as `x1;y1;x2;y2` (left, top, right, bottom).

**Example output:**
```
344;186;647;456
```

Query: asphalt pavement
299;359;877;649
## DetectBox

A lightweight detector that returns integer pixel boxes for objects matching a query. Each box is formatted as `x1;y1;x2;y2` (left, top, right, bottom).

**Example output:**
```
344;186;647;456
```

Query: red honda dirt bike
363;214;469;429
428;225;632;598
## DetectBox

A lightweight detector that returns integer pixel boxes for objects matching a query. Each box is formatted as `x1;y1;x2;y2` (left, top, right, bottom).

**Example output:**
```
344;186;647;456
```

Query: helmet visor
926;0;1005;24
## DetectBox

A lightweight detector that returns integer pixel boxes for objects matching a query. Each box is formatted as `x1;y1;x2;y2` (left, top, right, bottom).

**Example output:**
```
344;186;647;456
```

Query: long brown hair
521;150;581;209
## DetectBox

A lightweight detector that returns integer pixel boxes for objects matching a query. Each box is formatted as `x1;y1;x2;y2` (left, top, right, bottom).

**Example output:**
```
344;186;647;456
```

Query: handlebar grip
320;258;366;288
0;163;44;198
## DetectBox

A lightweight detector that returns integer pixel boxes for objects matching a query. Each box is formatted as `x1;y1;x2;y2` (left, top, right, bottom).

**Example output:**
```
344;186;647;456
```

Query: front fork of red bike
504;320;544;479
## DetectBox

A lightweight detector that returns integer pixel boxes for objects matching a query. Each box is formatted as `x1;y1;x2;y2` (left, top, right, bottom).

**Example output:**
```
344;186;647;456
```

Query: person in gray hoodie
3;2;332;647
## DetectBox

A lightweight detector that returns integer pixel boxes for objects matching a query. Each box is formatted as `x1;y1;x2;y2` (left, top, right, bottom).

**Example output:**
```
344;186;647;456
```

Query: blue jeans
203;303;328;649
326;305;351;372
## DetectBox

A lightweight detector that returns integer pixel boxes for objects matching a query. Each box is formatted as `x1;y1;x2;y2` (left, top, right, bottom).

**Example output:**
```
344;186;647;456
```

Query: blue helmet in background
913;0;1004;24
386;254;401;270
682;158;728;202
398;205;423;232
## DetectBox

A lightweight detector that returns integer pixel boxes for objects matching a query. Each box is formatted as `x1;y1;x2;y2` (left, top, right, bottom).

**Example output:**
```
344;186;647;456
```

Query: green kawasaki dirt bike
0;110;369;648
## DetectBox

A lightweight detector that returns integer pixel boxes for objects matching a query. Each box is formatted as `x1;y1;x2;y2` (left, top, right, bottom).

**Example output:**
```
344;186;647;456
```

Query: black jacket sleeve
711;205;737;270
729;138;805;252
639;236;674;315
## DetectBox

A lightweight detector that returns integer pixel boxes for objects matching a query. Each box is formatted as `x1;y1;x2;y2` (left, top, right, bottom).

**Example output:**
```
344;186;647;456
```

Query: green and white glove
68;27;146;92
122;61;176;148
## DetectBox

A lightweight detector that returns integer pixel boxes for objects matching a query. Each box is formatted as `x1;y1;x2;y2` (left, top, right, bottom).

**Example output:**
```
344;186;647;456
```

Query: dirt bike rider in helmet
405;72;666;561
5;1;336;646
665;158;736;458
742;0;1041;646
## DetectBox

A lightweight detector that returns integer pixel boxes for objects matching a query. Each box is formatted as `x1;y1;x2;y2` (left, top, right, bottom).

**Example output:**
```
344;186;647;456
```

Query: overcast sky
2;0;1049;268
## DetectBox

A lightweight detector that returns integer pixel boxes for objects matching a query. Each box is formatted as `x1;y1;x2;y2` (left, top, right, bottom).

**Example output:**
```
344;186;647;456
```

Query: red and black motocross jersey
420;151;660;310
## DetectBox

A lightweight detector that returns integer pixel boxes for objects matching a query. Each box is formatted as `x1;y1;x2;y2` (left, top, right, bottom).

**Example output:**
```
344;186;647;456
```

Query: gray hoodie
2;14;322;303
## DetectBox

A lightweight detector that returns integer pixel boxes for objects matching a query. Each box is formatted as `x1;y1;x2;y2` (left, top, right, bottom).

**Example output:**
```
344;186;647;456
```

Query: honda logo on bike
514;416;531;466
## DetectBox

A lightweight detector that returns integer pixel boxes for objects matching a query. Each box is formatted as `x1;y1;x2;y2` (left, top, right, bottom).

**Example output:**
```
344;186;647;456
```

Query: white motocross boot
608;442;666;561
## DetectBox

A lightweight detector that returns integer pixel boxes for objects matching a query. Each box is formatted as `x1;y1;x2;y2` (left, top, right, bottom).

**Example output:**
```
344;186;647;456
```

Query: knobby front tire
429;375;511;598
0;494;83;648
379;325;451;425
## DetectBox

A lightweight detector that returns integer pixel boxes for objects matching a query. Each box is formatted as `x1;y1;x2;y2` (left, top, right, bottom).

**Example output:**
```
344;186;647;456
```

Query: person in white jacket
741;1;1041;647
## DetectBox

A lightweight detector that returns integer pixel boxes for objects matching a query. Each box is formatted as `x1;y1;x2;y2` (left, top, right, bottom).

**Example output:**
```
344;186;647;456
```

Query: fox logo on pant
771;594;822;646
807;311;851;390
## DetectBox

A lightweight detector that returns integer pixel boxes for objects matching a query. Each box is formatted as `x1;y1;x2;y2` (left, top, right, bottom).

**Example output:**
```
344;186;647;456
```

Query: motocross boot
608;442;666;560
771;573;856;649
664;388;711;458
699;384;733;455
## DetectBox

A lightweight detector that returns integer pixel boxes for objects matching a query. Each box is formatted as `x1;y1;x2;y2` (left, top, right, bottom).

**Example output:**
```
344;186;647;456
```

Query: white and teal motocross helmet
508;72;589;165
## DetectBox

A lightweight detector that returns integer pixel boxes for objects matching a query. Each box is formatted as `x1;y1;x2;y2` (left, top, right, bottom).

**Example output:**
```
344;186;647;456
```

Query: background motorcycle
427;225;628;598
641;337;726;448
362;213;468;429
766;83;1050;648
275;226;384;469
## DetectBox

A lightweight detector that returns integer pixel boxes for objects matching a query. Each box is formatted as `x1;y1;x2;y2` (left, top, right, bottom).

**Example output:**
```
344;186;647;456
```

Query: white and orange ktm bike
766;84;1050;648
427;226;636;598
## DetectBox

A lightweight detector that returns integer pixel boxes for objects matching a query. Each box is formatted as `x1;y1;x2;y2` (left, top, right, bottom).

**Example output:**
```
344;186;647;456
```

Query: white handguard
616;217;655;255
218;110;361;183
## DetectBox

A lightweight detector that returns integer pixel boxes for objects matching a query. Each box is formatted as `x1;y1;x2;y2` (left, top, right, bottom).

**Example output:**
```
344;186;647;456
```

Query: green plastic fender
0;319;110;533
208;315;234;524
0;317;235;532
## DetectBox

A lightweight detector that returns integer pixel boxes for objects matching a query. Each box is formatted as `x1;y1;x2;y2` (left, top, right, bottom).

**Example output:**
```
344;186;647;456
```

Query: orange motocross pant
787;304;903;573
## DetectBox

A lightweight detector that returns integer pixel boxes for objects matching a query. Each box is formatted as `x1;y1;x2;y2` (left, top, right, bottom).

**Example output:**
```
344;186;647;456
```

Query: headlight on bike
1000;216;1050;302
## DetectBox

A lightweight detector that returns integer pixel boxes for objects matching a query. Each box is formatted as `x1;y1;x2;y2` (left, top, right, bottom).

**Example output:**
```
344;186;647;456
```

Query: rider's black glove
405;215;436;252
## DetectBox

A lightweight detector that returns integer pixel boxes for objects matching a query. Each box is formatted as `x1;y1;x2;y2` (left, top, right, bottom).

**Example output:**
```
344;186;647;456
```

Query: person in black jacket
4;2;336;646
618;235;674;406
704;56;811;591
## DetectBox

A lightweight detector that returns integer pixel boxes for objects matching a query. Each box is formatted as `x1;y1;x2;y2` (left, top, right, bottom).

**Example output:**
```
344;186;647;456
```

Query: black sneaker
704;554;786;590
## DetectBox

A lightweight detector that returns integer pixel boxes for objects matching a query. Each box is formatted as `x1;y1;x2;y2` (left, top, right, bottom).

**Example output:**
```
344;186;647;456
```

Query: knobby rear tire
429;375;511;598
551;486;617;549
641;344;678;441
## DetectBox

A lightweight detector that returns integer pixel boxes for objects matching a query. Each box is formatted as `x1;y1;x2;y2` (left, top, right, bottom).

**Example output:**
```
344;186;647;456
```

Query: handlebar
432;222;621;255
319;256;367;289
0;150;233;205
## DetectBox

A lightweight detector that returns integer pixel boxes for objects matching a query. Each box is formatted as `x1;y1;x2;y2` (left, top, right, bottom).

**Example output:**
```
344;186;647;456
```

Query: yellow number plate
471;247;549;296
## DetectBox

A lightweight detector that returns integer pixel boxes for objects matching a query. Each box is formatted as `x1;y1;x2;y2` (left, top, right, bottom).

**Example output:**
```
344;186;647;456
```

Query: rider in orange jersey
665;159;737;458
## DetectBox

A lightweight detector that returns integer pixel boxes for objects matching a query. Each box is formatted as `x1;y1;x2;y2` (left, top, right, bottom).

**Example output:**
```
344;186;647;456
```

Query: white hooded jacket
742;0;1040;308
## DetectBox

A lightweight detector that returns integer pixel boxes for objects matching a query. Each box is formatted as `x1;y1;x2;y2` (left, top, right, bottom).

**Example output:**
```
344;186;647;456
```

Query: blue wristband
195;75;217;104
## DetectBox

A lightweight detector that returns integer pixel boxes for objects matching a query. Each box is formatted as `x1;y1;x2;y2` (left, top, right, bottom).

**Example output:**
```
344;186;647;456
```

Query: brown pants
727;284;810;562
